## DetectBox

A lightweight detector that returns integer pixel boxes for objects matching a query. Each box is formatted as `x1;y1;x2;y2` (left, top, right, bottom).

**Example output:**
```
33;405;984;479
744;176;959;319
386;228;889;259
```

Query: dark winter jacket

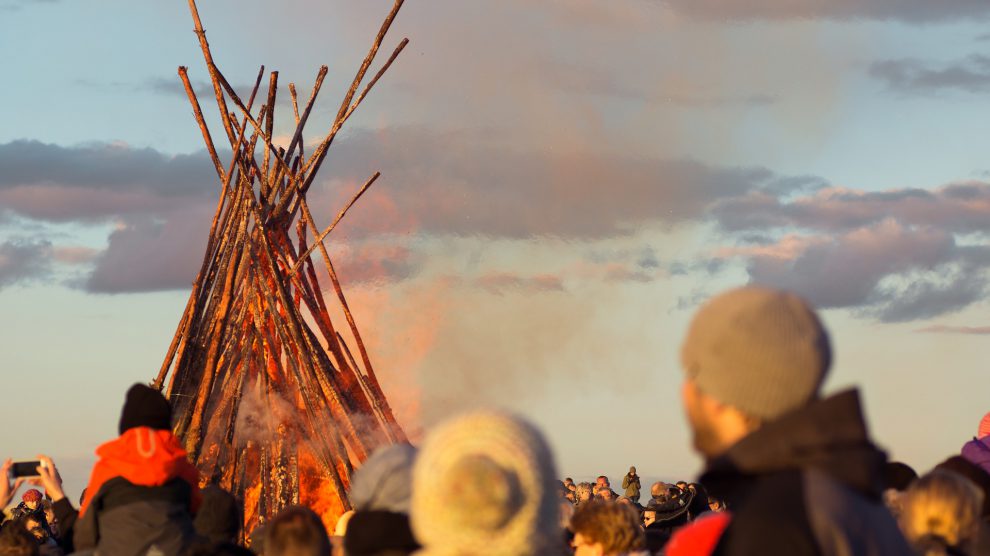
667;389;912;556
622;472;641;501
74;427;202;556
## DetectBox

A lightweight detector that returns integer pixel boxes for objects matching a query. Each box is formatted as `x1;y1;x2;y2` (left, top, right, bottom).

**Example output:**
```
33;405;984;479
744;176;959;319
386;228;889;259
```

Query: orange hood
79;427;201;516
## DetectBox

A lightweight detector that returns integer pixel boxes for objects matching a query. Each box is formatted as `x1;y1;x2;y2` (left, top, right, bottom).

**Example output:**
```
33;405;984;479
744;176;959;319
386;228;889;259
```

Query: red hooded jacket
79;427;201;517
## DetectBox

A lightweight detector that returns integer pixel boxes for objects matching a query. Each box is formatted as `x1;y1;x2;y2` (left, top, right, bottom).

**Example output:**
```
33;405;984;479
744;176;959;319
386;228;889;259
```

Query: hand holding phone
1;459;27;509
10;460;44;479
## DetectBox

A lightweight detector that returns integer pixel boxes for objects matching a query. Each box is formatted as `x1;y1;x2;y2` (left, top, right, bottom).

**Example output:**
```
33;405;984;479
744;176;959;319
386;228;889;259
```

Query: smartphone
10;461;43;478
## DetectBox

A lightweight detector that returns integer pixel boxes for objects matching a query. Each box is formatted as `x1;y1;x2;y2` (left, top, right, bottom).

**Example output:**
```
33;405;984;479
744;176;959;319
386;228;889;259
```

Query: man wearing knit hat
666;286;912;556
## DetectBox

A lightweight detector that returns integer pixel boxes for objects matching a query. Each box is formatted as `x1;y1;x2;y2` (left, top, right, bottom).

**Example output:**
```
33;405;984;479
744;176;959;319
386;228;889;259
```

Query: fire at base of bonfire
151;0;410;538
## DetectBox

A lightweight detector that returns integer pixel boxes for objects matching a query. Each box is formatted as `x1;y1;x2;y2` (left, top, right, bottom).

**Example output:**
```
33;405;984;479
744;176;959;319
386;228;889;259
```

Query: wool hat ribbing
410;411;563;556
680;286;831;421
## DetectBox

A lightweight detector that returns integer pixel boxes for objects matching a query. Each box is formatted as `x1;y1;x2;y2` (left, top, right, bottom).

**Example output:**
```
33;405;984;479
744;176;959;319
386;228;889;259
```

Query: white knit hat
411;411;565;556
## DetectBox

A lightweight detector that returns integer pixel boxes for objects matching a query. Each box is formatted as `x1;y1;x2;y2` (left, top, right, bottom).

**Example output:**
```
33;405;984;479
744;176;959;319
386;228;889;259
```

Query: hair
899;470;984;556
884;462;919;492
0;521;40;556
194;485;242;544
571;501;645;555
650;482;667;499
575;482;594;502
264;506;331;556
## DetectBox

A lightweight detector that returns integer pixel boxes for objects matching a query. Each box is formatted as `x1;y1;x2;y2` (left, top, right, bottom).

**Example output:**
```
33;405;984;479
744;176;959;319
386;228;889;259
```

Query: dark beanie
119;383;172;435
344;511;420;556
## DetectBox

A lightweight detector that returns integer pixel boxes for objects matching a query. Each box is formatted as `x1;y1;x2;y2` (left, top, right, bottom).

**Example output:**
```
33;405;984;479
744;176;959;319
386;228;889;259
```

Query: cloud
84;209;213;294
0;239;53;288
870;55;990;95
915;324;990;334
714;220;990;322
0;140;216;222
712;182;990;234
475;272;565;295
656;0;990;23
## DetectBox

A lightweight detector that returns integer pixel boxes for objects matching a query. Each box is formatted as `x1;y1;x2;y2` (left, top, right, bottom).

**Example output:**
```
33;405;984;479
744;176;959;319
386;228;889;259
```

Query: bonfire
151;0;409;536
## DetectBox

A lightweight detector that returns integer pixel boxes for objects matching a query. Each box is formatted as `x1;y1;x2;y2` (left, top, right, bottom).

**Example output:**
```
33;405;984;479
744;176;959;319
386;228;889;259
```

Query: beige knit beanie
410;411;565;556
680;286;831;421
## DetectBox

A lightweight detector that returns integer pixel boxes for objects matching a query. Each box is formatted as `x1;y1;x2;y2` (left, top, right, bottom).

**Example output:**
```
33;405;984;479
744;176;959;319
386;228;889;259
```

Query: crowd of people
2;286;989;555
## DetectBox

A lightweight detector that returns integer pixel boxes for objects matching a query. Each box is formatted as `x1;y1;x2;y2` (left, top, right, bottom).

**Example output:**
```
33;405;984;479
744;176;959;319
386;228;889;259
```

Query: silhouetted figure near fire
264;506;331;556
74;384;201;556
666;287;912;556
344;443;420;556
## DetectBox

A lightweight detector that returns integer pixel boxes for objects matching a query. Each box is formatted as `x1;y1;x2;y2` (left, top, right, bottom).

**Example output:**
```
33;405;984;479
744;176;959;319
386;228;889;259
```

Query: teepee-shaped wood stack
152;0;408;535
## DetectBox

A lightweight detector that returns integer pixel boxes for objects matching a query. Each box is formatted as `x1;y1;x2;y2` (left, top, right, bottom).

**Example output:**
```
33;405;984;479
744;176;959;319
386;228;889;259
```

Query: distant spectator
349;443;417;514
686;483;710;520
193;485;241;544
570;501;646;556
576;483;595;507
264;506;331;556
648;482;668;505
410;411;566;555
74;384;202;555
643;494;690;552
961;411;990;477
10;491;43;521
344;510;419;556
596;476;611;490
622;467;641;504
668;287;912;555
899;470;984;556
883;462;919;519
599;488;616;502
564;478;575;489
707;496;725;513
344;441;420;556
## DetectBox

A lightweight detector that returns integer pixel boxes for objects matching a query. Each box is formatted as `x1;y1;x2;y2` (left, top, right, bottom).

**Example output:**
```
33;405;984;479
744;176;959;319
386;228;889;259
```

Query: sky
2;0;990;500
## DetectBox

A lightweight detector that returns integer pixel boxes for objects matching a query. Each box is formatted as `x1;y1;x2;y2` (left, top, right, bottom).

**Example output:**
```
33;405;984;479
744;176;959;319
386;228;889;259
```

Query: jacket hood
962;437;990;465
94;427;194;487
702;389;887;499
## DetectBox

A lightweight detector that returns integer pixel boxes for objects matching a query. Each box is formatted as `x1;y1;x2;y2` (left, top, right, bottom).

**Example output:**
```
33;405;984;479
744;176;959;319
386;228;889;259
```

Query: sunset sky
2;0;989;498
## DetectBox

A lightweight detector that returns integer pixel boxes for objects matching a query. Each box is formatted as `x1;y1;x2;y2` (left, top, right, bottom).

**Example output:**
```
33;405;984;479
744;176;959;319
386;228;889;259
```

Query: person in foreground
570;500;646;556
74;383;202;555
409;410;566;555
666;286;912;556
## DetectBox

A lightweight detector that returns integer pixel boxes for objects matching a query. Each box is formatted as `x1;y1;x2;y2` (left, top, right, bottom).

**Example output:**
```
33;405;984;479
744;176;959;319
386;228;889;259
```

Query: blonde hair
899;469;985;556
575;482;594;502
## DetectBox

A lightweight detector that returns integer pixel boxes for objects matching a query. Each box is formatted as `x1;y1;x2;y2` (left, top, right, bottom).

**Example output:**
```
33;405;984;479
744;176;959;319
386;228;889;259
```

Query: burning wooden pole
154;0;409;537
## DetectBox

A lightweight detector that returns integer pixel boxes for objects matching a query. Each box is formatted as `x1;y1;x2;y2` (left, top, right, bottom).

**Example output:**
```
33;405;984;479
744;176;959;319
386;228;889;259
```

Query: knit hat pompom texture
411;411;562;556
681;286;831;421
979;412;990;439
